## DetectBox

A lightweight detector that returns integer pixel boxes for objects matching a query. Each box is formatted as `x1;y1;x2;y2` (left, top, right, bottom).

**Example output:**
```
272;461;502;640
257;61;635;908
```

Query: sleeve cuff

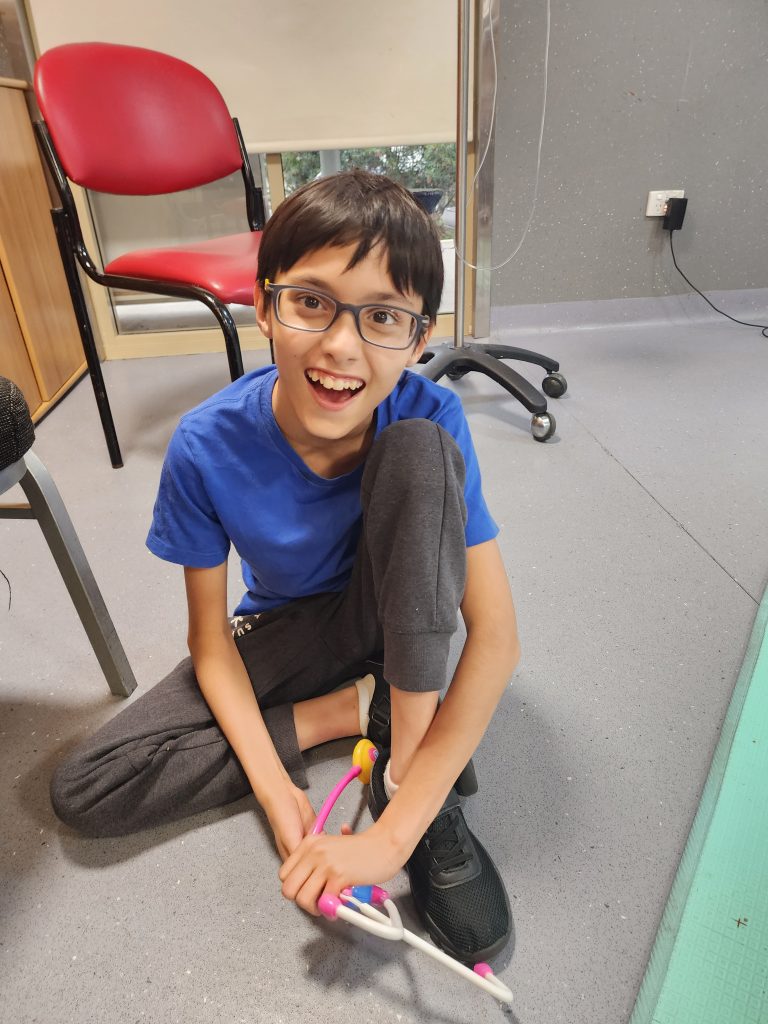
383;628;452;693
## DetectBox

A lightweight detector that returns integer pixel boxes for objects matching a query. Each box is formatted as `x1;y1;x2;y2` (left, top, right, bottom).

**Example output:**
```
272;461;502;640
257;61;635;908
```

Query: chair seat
104;231;262;306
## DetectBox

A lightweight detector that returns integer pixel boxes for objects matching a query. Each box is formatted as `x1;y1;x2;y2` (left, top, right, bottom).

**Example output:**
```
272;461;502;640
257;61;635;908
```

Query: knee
49;754;110;837
364;419;467;494
376;418;463;465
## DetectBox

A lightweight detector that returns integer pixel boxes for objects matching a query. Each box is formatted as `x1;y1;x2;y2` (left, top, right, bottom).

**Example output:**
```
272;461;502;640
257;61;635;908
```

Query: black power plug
663;196;688;231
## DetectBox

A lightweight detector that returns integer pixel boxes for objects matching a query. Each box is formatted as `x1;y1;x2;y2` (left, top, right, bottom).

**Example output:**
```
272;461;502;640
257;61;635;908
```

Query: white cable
456;0;551;273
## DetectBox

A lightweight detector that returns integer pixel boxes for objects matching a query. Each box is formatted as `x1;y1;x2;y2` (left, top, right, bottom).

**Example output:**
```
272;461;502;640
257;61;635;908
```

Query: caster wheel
447;367;470;381
542;372;567;398
531;412;556;442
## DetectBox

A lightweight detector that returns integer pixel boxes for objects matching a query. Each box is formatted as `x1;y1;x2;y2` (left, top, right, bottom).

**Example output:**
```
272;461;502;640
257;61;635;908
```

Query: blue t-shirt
147;366;498;614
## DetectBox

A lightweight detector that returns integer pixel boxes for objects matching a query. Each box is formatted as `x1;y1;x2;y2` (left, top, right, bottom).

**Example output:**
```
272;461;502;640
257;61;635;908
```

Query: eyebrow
287;276;408;305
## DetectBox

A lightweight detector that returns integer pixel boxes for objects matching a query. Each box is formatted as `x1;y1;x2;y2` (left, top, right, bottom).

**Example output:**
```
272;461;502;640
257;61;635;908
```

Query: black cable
0;567;10;611
669;232;768;338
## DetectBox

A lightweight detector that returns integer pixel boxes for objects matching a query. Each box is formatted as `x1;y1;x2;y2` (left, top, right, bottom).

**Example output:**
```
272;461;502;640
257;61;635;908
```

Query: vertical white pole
454;0;471;349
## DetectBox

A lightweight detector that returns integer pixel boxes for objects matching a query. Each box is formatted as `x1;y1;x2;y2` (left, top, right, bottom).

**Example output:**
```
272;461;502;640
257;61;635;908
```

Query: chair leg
420;342;548;415
484;344;560;375
19;452;137;698
204;296;245;381
50;210;123;469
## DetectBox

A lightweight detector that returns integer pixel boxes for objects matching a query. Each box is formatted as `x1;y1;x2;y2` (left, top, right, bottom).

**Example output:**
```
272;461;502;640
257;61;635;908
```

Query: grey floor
2;318;767;1024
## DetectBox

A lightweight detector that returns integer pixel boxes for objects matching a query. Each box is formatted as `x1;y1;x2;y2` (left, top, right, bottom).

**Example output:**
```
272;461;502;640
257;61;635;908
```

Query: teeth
307;370;364;392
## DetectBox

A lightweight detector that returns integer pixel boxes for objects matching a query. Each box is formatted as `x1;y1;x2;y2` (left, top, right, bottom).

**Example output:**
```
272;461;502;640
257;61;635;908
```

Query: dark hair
257;169;444;323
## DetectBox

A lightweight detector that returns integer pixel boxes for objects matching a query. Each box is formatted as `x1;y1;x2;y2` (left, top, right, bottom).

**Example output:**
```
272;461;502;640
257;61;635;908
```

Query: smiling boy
51;170;520;965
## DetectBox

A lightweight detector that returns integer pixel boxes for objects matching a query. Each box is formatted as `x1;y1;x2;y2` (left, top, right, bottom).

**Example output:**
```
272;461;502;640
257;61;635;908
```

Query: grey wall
490;0;768;307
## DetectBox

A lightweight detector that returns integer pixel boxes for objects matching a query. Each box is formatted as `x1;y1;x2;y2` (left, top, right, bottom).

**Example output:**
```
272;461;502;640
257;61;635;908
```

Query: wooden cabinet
0;77;85;419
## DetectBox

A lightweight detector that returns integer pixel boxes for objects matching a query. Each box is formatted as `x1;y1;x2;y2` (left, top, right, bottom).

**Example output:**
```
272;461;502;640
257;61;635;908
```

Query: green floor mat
630;586;768;1024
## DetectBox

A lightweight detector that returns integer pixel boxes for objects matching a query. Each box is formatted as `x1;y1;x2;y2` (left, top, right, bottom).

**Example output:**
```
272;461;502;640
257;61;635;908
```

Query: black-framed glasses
264;280;429;350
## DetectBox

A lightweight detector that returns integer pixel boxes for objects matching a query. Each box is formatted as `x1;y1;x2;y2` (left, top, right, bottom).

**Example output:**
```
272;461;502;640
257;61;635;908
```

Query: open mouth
305;369;366;406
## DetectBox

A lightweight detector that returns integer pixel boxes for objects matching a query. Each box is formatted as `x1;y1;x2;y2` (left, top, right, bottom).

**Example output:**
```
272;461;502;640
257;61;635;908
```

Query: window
283;144;456;241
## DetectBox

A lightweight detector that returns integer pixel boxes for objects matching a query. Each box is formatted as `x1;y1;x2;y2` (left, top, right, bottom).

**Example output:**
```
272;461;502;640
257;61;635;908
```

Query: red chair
34;42;265;468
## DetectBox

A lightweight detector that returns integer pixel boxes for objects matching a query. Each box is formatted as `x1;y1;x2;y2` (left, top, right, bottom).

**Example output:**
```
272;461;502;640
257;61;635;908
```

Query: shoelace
425;808;475;874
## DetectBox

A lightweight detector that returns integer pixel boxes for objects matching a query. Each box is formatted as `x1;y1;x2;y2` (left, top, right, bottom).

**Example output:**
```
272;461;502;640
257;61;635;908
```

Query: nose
319;307;363;357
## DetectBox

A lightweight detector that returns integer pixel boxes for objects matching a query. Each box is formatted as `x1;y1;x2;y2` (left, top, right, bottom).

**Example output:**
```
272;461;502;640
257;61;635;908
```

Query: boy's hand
265;783;317;861
278;824;403;915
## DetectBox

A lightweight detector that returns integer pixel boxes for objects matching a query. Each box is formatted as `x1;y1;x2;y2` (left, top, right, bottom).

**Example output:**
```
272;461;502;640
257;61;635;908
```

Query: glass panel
87;154;271;334
282;144;456;314
282;144;456;238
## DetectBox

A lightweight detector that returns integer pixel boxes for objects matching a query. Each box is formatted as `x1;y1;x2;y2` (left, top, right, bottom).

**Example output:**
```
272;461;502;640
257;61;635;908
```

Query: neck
272;379;375;478
297;427;374;478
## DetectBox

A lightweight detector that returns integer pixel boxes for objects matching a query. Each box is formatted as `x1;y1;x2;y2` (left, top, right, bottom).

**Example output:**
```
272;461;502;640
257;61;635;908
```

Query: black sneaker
368;752;513;964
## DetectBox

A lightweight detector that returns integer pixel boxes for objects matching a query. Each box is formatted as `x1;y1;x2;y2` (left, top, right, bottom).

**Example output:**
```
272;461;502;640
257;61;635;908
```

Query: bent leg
50;608;360;837
314;418;470;780
322;418;468;699
50;656;251;836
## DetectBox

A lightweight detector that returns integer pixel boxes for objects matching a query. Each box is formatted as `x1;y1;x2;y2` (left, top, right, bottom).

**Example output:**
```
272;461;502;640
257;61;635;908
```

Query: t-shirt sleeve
434;391;499;547
146;423;231;568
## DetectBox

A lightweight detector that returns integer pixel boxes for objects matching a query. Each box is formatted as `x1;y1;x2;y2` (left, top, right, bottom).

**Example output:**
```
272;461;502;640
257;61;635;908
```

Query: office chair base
419;341;565;442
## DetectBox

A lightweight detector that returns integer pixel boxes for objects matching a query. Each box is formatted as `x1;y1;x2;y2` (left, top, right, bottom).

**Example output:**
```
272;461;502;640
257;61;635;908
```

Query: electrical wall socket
646;190;685;217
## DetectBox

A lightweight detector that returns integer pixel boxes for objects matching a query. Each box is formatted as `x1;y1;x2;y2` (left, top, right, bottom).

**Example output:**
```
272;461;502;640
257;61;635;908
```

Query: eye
366;306;401;327
284;289;335;317
297;291;325;310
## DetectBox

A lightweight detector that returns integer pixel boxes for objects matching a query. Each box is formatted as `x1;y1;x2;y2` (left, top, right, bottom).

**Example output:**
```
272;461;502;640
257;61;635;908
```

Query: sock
383;759;399;800
354;674;376;736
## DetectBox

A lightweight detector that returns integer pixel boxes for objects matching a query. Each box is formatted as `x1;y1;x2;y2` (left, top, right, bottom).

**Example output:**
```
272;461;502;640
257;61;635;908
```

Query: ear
406;321;434;367
254;281;273;340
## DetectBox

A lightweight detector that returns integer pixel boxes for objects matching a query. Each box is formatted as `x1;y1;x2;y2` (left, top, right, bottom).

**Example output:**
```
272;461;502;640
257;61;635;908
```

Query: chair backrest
34;42;244;195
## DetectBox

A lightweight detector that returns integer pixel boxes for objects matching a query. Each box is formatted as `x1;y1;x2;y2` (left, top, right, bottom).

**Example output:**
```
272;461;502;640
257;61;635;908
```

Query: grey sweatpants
51;420;468;836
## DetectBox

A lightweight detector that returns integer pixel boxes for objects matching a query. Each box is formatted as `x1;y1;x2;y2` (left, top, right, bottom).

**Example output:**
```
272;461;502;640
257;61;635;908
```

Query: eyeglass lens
275;288;416;348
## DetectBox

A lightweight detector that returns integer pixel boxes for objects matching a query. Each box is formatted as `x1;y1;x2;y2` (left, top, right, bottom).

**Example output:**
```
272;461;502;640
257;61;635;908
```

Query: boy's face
255;243;433;465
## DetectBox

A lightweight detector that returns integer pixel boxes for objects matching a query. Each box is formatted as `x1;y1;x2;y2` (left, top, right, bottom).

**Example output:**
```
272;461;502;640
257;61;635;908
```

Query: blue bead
350;885;374;904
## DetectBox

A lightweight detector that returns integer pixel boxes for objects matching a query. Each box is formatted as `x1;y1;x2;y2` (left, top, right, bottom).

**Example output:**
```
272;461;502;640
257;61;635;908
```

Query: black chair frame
34;118;265;468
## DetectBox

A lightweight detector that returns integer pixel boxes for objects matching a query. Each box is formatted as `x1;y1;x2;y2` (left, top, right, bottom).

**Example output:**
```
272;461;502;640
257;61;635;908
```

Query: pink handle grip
311;765;361;835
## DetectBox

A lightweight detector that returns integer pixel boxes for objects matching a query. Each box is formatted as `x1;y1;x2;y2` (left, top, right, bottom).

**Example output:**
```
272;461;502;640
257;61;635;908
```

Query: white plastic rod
344;895;513;1005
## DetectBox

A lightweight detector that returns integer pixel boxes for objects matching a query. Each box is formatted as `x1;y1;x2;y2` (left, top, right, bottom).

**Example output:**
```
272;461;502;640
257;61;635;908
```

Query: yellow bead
352;738;377;784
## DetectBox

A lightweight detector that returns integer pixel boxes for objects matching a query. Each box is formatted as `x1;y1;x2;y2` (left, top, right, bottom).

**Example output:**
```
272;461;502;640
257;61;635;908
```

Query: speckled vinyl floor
2;314;767;1024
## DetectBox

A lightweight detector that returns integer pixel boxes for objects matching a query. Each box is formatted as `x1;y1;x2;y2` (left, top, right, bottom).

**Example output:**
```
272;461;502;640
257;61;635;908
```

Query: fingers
295;870;330;916
279;835;347;916
279;831;364;917
280;849;316;902
281;843;330;916
278;836;308;883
